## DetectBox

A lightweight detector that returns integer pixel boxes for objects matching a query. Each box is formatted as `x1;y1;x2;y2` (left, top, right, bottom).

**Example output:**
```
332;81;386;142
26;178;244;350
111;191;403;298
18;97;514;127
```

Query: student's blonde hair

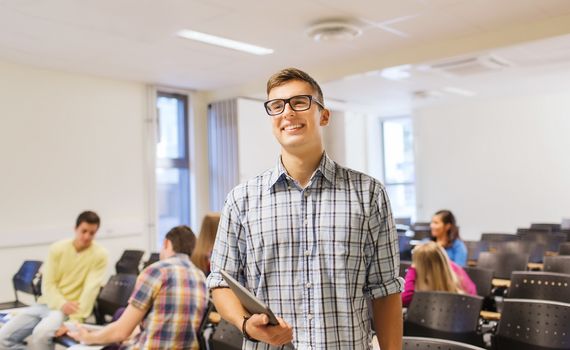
412;241;464;293
191;213;221;275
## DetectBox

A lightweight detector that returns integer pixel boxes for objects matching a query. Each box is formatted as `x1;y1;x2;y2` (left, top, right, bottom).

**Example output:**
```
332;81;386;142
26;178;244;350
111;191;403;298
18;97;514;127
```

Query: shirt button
307;347;312;350
304;191;309;197
304;249;311;256
303;219;308;226
306;282;312;288
307;314;313;320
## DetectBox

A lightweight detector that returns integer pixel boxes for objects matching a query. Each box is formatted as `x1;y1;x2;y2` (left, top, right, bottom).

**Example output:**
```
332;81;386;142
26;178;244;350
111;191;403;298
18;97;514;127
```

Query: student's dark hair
165;225;196;257
266;67;324;105
76;211;100;228
434;209;460;248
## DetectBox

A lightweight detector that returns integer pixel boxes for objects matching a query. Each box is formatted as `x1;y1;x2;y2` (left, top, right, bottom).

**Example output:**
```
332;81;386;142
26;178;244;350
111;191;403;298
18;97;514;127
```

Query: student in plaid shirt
70;225;208;349
207;68;404;350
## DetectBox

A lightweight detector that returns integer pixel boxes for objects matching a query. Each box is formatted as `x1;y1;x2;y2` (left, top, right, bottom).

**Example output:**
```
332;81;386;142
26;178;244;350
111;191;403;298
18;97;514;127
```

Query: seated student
402;241;476;307
69;225;209;349
191;213;220;276
430;209;468;266
0;211;108;350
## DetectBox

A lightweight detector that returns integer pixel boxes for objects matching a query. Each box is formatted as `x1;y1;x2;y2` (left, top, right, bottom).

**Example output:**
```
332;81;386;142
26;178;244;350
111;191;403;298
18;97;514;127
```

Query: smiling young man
207;68;404;350
0;211;108;350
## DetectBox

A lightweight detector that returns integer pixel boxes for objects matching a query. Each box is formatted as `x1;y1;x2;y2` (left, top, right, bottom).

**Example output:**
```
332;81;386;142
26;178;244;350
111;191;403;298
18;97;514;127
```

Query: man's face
74;222;98;251
267;80;329;153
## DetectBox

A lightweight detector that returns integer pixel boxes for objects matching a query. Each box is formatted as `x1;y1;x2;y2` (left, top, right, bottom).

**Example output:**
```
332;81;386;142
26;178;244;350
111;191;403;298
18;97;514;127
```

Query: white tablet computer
220;269;279;326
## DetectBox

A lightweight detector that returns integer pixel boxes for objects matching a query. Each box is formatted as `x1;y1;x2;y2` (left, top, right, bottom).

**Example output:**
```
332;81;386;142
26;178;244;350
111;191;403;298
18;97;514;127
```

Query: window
156;92;190;247
382;117;416;220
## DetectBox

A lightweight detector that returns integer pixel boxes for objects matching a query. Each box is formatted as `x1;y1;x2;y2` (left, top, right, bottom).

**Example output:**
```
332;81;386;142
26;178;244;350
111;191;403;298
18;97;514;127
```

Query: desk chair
530;223;561;232
543;255;570;274
399;235;413;261
480;233;518;243
404;291;484;347
399;261;412;278
488;241;545;263
507;271;570;303
518;231;566;253
412;229;431;240
142;252;160;269
558;242;570;255
94;274;137;324
403;337;486;350
115;250;145;275
464;266;493;297
476;252;529;280
210;319;242;350
0;260;42;310
492;299;570;350
464;240;488;264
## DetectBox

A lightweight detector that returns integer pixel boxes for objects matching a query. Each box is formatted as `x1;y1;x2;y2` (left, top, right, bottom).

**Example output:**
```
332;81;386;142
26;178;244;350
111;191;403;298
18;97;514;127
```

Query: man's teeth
284;124;302;131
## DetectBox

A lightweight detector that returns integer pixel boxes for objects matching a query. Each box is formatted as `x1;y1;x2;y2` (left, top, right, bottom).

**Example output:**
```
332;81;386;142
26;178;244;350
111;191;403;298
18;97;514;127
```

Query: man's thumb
249;314;269;326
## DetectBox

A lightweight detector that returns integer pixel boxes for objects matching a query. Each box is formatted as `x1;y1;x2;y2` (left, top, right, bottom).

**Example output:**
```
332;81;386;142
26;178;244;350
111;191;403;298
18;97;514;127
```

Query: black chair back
115;250;145;275
508;271;570;303
405;291;484;346
412;230;431;240
490;241;545;263
399;235;413;261
210;319;242;350
543;256;570;274
94;273;137;324
493;299;570;350
518;231;566;252
476;252;529;280
480;233;518;242
403;337;486;350
143;253;160;269
464;240;488;263
463;266;493;297
558;242;570;255
399;260;412;278
530;223;561;232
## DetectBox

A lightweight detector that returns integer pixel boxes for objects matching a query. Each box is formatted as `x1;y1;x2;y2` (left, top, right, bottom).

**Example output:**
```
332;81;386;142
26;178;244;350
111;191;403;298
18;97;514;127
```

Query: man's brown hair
266;68;324;105
165;225;196;257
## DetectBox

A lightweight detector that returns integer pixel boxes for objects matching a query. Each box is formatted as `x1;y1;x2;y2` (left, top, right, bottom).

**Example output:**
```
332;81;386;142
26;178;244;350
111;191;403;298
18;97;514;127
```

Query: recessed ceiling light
176;29;274;56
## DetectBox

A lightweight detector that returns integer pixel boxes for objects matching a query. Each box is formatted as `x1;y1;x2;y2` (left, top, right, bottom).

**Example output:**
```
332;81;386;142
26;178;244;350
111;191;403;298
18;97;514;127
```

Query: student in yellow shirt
0;211;108;350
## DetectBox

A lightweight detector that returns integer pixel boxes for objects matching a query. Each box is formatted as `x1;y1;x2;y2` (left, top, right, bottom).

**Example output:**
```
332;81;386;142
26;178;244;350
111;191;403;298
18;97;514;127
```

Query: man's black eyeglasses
264;95;325;116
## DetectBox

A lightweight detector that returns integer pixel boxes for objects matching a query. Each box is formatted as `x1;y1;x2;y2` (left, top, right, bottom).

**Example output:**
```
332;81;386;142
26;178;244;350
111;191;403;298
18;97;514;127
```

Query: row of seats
404;291;569;349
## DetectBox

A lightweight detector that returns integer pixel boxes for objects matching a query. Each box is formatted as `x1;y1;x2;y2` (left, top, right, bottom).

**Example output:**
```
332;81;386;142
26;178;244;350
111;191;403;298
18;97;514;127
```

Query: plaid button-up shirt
207;153;403;350
121;253;208;350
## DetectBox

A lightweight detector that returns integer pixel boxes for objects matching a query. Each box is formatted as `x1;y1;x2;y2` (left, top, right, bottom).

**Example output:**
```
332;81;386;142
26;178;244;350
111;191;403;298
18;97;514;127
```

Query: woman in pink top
402;241;476;307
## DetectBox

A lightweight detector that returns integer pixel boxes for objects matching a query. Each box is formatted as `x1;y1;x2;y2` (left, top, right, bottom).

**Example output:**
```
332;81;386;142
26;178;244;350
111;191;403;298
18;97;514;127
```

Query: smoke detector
306;20;363;42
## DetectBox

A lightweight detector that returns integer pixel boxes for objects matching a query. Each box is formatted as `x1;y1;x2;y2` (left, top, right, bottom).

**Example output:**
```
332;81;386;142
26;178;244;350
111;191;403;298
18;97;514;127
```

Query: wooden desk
480;310;501;320
527;262;544;270
492;278;511;288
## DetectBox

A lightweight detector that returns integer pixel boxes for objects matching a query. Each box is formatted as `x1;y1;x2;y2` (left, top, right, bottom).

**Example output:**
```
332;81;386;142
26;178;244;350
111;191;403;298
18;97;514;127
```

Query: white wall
414;90;570;240
0;61;150;302
236;98;280;182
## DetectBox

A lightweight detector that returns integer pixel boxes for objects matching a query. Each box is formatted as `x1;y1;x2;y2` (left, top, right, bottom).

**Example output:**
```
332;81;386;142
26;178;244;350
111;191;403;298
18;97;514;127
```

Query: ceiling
2;0;570;111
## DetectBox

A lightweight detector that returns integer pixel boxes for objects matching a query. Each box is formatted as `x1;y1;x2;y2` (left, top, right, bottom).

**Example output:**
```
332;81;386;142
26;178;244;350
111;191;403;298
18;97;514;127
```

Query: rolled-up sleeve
206;190;245;290
364;185;404;299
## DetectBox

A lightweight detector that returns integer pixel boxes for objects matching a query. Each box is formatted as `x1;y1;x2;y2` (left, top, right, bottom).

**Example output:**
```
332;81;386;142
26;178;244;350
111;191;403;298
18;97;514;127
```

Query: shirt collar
267;152;336;190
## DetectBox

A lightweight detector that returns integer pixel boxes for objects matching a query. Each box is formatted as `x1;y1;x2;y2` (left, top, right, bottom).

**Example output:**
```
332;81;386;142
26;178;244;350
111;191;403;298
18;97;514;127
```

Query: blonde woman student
402;241;476;307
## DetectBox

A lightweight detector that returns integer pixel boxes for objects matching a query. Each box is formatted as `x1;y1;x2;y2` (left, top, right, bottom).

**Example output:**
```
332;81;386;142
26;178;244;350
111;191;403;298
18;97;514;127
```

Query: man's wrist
242;315;259;342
